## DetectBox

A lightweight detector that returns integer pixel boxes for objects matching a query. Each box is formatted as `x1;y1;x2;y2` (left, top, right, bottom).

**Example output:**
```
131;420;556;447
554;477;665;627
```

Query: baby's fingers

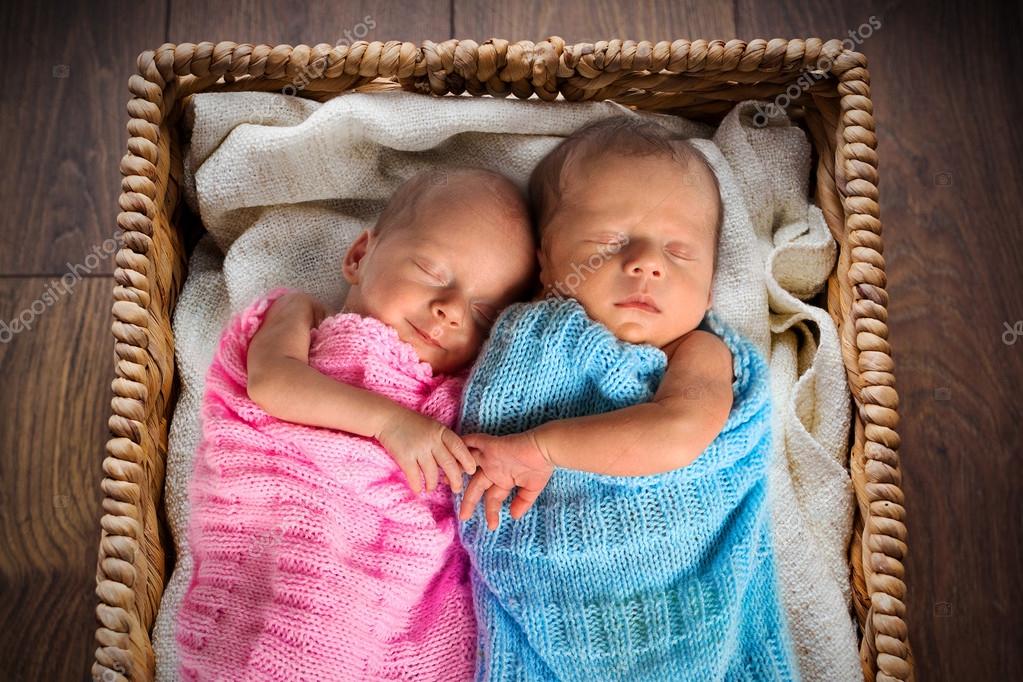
397;459;423;495
484;485;510;531
431;445;464;494
419;452;439;493
509;487;542;520
459;470;492;521
443;429;477;475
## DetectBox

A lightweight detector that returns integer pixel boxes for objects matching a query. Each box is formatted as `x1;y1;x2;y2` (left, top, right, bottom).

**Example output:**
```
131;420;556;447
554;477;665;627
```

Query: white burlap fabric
152;90;862;682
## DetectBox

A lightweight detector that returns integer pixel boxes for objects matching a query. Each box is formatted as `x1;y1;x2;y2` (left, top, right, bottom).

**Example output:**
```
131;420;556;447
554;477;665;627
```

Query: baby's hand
458;469;513;531
377;410;476;495
458;431;555;528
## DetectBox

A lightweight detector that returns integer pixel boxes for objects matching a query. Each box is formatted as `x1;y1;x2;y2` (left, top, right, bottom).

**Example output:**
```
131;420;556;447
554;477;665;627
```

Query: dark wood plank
453;0;734;43
732;0;1023;678
0;0;167;276
0;276;113;681
169;1;450;46
0;1;1019;681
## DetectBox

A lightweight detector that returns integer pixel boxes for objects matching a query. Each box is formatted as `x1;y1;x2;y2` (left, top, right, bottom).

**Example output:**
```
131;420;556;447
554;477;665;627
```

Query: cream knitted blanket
152;89;862;682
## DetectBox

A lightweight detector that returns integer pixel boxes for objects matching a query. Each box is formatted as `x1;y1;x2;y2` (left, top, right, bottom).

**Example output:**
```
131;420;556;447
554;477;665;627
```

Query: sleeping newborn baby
454;118;800;681
175;167;535;681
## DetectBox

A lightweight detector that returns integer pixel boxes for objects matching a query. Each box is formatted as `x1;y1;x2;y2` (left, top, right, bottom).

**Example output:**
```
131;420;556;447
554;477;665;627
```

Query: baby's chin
600;314;688;348
589;315;657;346
406;335;474;374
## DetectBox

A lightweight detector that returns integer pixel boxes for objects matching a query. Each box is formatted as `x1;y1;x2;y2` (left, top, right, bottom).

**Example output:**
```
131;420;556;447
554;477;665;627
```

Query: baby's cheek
470;328;491;357
580;298;622;334
445;333;482;372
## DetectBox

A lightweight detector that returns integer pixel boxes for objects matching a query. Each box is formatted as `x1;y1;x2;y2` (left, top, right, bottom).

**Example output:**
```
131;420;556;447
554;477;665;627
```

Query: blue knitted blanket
456;297;799;681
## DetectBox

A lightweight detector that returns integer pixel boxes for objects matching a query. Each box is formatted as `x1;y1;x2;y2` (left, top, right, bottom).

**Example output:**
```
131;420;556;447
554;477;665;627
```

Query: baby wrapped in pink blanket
175;169;536;681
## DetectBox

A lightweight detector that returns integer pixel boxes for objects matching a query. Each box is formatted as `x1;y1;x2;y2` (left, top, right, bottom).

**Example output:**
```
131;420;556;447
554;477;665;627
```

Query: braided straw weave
93;37;912;682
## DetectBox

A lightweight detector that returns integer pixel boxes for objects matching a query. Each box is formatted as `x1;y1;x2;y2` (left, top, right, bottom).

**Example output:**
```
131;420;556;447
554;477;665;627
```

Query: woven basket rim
94;36;911;682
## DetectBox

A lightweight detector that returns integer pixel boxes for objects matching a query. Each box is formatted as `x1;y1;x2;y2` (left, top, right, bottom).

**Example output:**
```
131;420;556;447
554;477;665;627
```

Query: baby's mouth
408;319;445;350
614;294;661;314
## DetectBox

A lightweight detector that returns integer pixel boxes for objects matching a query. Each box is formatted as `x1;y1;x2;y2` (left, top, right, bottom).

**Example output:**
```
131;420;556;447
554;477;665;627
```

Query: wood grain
453;0;734;42
0;277;113;681
168;0;450;46
732;0;1023;678
0;0;1020;679
0;0;166;276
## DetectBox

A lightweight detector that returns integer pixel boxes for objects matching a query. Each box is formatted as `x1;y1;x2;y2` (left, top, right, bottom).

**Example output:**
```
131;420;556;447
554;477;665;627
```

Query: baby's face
538;155;719;348
343;188;534;373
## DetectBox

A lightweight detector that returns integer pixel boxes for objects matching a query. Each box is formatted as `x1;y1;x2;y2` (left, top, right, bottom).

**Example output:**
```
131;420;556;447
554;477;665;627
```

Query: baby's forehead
410;183;532;243
549;151;720;243
560;154;718;215
421;172;521;210
567;144;711;184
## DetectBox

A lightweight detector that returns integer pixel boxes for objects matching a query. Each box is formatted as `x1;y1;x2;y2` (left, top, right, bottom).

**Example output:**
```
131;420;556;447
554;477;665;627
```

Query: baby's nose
432;299;462;325
629;259;662;277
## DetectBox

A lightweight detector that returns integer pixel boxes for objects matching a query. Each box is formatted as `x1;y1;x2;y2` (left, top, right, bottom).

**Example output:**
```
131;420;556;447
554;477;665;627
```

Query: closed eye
473;304;497;326
415;260;446;283
588;237;628;249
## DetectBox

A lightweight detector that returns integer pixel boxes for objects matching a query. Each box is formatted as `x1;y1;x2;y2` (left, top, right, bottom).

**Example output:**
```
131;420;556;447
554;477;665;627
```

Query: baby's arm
531;329;734;476
246;292;475;493
460;330;733;528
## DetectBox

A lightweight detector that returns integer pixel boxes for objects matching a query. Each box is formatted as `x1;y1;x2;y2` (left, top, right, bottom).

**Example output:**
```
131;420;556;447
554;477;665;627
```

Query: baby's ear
342;230;372;285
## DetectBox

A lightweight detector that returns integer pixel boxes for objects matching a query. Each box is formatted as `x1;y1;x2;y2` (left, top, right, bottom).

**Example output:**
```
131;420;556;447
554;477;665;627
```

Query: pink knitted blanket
175;287;476;681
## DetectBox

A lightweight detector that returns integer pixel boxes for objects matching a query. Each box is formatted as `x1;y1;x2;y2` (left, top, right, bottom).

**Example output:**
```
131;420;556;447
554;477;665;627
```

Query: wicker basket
93;37;911;682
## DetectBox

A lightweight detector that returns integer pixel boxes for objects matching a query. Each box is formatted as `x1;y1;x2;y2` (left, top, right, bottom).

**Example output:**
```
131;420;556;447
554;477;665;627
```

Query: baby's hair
373;167;530;240
527;116;724;275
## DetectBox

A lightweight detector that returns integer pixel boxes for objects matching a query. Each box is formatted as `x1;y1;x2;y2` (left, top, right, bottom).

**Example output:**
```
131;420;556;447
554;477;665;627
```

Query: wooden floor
0;0;1019;679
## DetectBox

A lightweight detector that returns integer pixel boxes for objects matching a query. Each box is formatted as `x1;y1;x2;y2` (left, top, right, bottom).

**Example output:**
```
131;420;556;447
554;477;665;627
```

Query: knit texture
157;93;862;682
456;297;799;681
175;286;476;681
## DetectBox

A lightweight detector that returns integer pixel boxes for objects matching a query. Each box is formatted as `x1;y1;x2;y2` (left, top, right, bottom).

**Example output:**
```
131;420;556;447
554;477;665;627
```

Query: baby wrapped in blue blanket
455;117;799;681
